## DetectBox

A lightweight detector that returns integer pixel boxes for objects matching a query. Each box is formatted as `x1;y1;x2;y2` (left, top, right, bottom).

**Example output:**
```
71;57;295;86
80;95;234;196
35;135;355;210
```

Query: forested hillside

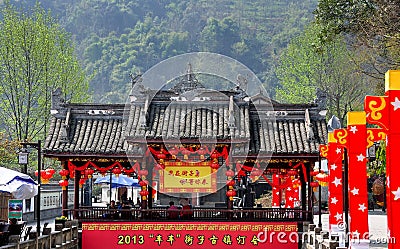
5;0;317;103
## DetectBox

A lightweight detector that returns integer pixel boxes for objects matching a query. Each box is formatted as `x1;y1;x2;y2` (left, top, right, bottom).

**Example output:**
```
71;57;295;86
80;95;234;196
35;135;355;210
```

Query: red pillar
326;133;344;234
346;112;369;249
364;70;400;249
61;161;69;217
272;173;281;207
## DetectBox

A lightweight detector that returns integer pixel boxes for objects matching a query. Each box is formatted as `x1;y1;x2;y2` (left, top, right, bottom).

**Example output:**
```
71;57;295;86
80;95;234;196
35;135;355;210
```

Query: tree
314;0;400;81
276;23;371;123
0;2;89;142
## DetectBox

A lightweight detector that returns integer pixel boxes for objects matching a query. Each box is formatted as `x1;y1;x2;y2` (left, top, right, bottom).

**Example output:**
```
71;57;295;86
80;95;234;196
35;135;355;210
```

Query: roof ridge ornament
171;63;205;94
305;109;315;141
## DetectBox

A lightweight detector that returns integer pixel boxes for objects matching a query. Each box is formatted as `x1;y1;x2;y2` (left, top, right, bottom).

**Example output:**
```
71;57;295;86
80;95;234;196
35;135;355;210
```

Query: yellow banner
160;163;217;193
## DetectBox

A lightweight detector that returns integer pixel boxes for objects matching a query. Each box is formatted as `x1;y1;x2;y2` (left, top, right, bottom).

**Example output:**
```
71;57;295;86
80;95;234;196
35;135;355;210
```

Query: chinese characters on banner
159;162;217;193
82;222;298;249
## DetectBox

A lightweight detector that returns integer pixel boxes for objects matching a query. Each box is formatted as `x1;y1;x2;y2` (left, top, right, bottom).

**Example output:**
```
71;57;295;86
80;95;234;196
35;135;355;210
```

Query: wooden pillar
307;162;313;222
300;165;307;218
73;170;81;219
62;161;68;217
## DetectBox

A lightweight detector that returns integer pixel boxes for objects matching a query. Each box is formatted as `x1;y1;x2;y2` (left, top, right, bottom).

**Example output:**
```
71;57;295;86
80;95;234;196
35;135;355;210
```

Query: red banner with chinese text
159;162;217;193
82;222;298;249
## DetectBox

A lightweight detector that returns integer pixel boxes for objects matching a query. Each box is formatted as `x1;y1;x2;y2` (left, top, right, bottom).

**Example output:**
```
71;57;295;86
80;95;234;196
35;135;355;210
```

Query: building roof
44;74;328;159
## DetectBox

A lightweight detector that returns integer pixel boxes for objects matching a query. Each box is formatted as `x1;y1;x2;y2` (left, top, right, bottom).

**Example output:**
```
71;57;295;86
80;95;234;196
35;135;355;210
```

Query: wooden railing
65;207;312;222
0;225;78;249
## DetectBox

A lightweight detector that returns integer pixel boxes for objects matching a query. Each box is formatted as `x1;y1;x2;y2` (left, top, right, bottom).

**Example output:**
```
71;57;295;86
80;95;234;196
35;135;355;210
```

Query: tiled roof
126;102;250;140
44;88;327;159
44;104;127;157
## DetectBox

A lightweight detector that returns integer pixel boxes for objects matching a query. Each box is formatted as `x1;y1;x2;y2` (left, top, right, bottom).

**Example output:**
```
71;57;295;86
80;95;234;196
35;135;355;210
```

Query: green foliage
315;0;400;82
276;23;371;123
1;0;317;103
368;141;386;176
0;2;90;142
0;133;21;171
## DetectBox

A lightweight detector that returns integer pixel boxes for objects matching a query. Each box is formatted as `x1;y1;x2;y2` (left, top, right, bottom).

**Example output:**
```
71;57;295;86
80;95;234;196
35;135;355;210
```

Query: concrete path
314;210;389;248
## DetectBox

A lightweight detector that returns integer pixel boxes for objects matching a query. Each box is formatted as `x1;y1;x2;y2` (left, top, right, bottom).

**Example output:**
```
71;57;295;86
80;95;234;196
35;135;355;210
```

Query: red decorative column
364;70;400;249
323;133;345;234
334;112;369;249
285;178;294;208
272;173;281;207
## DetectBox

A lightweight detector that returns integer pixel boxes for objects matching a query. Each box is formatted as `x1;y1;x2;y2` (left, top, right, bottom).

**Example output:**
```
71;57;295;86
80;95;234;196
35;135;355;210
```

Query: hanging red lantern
210;160;220;170
98;168;107;176
168;147;178;159
112;167;122;176
197;147;207;159
287;169;298;176
139;180;148;187
139;169;149;176
85;168;95;178
181;148;191;160
226;180;235;186
58;179;69;190
47;168;56;176
226;190;237;201
140;190;149;196
40;169;54;184
156;149;167;160
210;150;220;159
225;169;235;177
59;169;69;180
79;178;87;188
310;181;319;187
310;170;319;176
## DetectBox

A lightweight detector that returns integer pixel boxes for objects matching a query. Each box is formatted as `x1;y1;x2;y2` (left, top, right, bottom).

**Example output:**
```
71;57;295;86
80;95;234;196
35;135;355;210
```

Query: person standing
167;201;179;219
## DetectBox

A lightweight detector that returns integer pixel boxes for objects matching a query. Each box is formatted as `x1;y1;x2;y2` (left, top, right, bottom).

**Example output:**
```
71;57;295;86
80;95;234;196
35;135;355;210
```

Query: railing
0;224;78;249
65;207;311;222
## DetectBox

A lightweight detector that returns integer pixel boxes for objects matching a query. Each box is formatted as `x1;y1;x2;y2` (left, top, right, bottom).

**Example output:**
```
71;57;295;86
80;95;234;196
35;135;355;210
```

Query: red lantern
85;168;95;178
58;179;69;190
211;160;220;170
139;169;149;176
139;180;148;187
226;180;235;186
287;169;298;176
210;150;220;159
112;167;122;176
59;169;69;180
167;147;178;159
310;181;319;187
79;178;87;188
156;149;166;159
140;190;149;196
40;169;54;184
225;170;235;177
197;147;207;159
98;169;107;176
310;170;319;176
226;190;237;197
47;168;56;176
181;148;191;159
